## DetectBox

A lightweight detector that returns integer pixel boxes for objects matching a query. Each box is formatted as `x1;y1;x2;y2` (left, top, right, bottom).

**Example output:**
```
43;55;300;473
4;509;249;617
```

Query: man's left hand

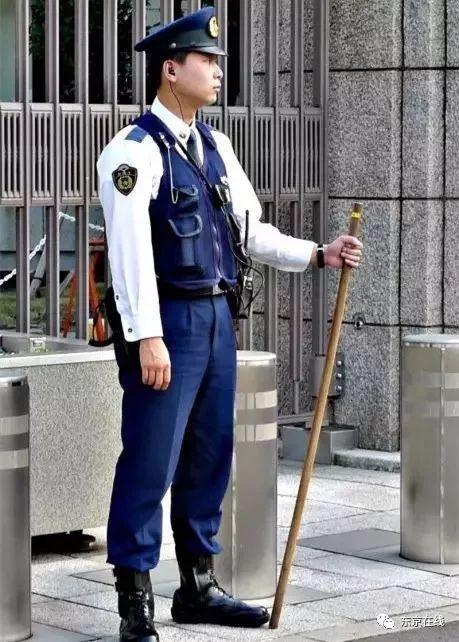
325;235;362;269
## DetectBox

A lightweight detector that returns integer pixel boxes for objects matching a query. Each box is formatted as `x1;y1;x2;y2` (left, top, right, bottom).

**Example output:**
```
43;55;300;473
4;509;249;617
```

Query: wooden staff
269;202;363;629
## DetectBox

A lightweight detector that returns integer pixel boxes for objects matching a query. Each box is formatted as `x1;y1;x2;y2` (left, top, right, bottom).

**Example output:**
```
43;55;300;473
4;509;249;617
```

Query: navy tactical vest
130;112;238;290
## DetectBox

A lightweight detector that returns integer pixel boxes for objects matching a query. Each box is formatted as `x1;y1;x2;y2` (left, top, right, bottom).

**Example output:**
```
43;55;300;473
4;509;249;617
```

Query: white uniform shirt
97;98;316;341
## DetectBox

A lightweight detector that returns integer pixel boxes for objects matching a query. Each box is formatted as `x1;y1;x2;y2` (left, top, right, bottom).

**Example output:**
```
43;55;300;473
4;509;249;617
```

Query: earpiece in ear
168;65;175;76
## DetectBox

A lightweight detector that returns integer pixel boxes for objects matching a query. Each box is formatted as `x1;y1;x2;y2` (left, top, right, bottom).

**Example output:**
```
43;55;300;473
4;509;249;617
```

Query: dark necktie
187;130;201;168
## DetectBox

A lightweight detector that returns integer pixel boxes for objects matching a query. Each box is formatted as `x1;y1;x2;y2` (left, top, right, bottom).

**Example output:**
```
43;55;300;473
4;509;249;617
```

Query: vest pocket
168;186;203;276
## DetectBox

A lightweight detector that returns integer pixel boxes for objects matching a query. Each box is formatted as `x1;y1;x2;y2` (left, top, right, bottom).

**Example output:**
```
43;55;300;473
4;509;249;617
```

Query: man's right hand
139;337;171;391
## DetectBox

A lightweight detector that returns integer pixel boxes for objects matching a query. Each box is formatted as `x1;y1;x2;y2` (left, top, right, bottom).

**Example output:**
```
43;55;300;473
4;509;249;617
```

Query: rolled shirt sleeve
97;131;164;342
211;131;316;271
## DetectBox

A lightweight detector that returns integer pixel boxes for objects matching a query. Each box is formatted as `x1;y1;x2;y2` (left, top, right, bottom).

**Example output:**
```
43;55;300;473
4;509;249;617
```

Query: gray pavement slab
352;545;459;577
32;622;94;640
289;565;388;593
280;510;400;541
278;497;370;528
297;529;400;555
290;463;400;489
302;606;459;641
278;475;399;513
302;587;459;622
75;558;179;587
350;619;459;642
302;553;440;586
32;599;121;638
402;576;459;598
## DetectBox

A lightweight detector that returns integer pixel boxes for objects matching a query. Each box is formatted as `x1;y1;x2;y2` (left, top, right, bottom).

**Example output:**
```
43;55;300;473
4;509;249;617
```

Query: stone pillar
328;0;458;451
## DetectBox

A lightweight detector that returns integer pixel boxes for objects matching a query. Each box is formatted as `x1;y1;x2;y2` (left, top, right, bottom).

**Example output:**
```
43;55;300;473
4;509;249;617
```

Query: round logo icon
376;614;395;629
208;16;219;38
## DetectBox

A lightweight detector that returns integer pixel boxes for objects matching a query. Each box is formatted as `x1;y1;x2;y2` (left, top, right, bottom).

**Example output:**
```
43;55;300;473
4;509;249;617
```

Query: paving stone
67;590;173;623
280;510;400;542
297;529;400;555
32;600;120;638
31;622;93;641
279;476;399;512
278;545;334;567
278;497;369;528
32;574;110;600
354;545;459;577
169;607;352;641
289;565;387;594
280;462;400;489
75;558;179;588
303;553;439;586
32;593;51;604
304;587;458;622
303;605;459;642
402;576;459;599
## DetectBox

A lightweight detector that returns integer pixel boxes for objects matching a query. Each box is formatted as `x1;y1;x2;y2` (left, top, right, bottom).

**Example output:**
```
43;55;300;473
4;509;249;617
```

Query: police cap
134;7;226;57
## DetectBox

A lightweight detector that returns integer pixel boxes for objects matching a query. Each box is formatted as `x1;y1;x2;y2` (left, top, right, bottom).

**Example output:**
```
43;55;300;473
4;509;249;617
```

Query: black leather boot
171;553;269;628
114;566;159;641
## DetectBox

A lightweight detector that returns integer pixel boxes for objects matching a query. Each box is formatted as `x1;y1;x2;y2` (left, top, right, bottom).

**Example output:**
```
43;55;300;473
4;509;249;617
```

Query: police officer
97;7;362;642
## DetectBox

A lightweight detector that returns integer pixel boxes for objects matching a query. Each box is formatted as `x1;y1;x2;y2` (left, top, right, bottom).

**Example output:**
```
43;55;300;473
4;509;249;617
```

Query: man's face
172;52;223;108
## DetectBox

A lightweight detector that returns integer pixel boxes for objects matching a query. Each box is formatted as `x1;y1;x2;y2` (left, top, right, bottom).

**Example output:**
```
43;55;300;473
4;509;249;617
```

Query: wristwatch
317;244;325;269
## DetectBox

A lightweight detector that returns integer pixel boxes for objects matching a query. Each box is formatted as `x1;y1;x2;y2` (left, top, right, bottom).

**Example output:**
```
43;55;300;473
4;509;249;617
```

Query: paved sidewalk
30;460;459;641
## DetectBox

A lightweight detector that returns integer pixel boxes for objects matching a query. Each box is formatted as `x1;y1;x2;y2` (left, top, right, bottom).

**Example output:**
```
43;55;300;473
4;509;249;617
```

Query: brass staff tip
351;202;363;219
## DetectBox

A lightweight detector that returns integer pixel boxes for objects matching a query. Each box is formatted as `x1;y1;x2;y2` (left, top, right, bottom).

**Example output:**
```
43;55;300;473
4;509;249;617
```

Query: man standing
97;7;362;642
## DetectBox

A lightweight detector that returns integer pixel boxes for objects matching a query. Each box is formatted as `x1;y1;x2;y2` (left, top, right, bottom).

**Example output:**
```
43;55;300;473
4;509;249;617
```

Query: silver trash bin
401;334;459;563
215;351;277;600
0;371;31;642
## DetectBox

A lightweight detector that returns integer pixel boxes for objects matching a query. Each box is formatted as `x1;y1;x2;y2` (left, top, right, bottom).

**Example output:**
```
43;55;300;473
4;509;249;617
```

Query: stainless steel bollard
215;351;277;600
0;371;31;642
401;334;459;563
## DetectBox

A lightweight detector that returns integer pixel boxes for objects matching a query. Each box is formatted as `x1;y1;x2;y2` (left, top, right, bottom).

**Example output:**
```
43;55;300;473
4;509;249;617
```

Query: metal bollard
0;371;31;642
215;351;277;600
401;334;459;563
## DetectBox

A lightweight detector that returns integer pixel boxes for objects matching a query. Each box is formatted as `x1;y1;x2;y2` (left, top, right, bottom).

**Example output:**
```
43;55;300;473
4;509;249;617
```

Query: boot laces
208;569;229;597
131;590;153;625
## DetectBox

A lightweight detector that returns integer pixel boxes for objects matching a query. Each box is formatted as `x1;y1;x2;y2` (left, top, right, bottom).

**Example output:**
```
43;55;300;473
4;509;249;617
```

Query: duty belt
157;282;228;299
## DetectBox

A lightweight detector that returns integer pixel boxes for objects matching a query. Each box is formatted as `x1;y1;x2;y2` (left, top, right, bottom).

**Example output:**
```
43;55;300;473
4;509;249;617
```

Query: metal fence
1;0;329;417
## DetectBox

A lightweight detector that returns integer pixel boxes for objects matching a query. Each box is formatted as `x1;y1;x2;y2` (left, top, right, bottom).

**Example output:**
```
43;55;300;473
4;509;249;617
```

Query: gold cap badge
208;16;219;38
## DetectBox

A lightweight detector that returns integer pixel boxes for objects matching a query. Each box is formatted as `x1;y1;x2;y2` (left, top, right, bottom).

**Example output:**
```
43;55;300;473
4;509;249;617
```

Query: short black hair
147;51;189;97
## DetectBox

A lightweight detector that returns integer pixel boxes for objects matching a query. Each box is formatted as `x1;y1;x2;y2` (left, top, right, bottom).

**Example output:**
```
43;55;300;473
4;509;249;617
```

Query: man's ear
163;60;176;81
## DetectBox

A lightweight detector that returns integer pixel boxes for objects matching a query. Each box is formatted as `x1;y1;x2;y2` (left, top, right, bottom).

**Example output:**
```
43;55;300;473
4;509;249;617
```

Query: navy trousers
106;295;236;572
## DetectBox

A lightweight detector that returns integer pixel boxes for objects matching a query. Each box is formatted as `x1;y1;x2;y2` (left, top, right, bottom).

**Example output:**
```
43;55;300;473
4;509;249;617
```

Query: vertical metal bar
104;0;118;109
264;0;279;354
311;0;329;357
132;0;146;109
75;0;90;339
103;0;119;294
216;0;228;133
15;0;30;333
189;0;201;13
290;0;305;413
44;0;61;336
236;0;253;350
160;0;174;24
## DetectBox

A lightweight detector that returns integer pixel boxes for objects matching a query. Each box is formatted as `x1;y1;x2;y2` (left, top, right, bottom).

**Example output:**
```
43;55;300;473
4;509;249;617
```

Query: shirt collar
151;97;197;144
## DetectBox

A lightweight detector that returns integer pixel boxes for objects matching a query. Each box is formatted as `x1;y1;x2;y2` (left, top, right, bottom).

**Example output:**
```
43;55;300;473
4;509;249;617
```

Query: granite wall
252;0;458;451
